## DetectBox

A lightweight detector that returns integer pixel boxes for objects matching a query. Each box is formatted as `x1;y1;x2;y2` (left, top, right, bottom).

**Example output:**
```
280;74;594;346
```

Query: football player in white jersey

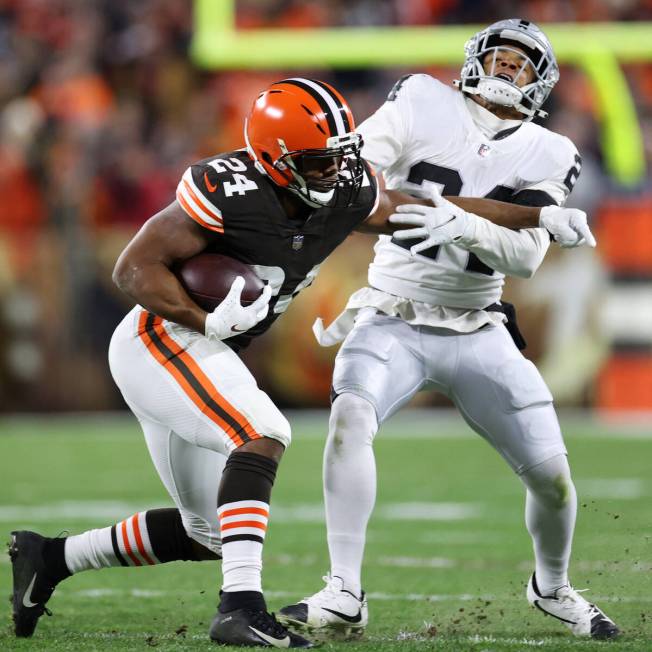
279;19;620;641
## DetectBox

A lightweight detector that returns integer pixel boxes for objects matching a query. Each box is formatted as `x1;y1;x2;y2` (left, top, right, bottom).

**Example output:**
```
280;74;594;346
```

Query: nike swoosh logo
230;324;247;332
22;573;39;608
249;626;290;648
533;600;578;625
322;607;362;623
204;171;218;193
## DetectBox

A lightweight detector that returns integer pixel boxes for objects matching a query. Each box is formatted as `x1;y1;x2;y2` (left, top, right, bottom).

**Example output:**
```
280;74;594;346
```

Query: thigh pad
332;316;424;422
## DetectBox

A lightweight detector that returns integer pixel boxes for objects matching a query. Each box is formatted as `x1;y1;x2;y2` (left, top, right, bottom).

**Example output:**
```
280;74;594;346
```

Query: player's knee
329;393;377;450
180;510;223;557
523;454;575;509
550;473;574;508
257;413;292;450
268;415;291;448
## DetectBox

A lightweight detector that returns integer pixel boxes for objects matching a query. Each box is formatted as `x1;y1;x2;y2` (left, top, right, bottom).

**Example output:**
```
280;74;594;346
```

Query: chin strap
455;81;547;120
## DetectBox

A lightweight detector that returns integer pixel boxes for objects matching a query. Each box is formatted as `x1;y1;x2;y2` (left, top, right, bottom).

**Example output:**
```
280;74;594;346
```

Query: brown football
174;253;264;312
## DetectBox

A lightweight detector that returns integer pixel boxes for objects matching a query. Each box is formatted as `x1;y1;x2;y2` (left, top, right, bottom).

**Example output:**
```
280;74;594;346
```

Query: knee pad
329;393;378;449
521;454;575;509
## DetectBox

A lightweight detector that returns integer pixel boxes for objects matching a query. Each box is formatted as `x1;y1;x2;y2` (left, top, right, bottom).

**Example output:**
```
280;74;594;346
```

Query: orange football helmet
245;78;364;208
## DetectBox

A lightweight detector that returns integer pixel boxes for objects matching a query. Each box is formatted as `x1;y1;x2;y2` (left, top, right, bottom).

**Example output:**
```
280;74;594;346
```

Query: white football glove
539;205;596;248
389;187;477;255
204;276;272;341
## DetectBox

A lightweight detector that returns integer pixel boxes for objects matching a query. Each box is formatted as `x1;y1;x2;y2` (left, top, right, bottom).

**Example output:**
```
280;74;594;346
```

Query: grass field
1;412;650;651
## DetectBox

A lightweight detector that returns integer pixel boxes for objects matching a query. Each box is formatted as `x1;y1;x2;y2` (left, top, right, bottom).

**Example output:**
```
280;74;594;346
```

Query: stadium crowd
1;0;652;411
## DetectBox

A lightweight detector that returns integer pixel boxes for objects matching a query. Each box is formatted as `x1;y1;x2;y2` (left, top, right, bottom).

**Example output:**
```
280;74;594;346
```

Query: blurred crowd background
1;0;652;413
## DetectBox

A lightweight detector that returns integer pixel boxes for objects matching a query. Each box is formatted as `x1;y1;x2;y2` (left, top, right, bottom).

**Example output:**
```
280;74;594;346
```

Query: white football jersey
358;74;581;310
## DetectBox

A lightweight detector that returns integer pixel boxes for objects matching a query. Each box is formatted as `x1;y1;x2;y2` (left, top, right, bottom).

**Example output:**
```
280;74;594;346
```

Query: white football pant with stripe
108;305;291;553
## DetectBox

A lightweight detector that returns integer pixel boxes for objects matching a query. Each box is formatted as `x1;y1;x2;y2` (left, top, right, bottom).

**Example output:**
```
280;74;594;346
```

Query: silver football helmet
455;19;559;120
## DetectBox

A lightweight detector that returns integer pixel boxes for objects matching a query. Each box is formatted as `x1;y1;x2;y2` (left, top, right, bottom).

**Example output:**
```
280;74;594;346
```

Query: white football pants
108;306;291;553
332;311;565;473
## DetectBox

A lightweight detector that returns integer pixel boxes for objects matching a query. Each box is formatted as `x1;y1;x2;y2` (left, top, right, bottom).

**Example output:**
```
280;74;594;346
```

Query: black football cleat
209;607;316;648
9;531;63;637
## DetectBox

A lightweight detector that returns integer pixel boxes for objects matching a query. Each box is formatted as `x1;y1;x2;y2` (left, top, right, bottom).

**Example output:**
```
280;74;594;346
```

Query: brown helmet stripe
311;79;351;133
279;78;343;137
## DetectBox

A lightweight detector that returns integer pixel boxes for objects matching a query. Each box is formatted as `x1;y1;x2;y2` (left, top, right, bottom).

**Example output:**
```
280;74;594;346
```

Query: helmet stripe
282;78;346;137
311;79;352;133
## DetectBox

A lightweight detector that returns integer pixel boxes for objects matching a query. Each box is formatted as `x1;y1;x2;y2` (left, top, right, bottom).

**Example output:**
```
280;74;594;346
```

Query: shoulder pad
176;164;224;233
518;126;581;184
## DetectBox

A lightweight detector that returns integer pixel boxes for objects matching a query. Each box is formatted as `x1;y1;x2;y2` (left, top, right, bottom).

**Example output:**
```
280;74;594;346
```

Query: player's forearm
112;260;207;333
448;197;540;230
460;217;548;278
361;190;542;234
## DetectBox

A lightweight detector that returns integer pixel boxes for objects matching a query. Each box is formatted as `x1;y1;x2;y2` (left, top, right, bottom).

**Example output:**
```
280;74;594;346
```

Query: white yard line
576;478;646;499
376;555;652;573
2;408;651;438
58;587;652;604
0;500;479;523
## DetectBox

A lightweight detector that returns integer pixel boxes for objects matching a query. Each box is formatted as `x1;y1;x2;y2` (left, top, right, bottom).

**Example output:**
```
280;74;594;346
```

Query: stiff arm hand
205;276;272;340
388;188;477;254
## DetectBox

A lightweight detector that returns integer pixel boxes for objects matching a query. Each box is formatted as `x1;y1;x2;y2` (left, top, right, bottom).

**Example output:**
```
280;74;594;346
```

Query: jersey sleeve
463;220;550;279
176;165;225;234
357;75;415;173
517;136;582;207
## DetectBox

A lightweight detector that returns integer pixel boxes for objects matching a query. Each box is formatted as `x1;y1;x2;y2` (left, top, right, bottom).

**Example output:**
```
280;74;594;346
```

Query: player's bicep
358;188;425;234
117;201;215;271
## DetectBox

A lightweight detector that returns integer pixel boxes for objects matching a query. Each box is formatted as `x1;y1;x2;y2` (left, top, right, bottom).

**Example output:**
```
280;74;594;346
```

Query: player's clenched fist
204;276;272;340
539;206;596;248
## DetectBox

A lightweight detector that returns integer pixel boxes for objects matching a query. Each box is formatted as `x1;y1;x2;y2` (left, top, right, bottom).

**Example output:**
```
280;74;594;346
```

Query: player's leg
521;453;575;595
279;312;427;638
324;393;378;598
193;376;314;647
450;324;619;639
123;310;311;647
9;414;225;638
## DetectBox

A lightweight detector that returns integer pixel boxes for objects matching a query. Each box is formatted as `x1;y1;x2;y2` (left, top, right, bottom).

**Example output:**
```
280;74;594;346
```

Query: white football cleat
527;573;620;639
278;575;368;640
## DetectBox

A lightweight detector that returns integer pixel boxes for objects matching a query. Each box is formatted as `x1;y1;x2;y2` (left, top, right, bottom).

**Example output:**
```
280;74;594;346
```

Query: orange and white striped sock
218;500;269;593
217;452;277;605
64;508;198;573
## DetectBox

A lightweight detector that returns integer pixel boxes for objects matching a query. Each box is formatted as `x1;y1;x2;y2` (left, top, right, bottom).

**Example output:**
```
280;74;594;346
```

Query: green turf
1;414;650;650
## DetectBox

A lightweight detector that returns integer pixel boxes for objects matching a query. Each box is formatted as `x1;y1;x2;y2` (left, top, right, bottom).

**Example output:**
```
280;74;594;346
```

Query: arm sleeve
461;220;550;279
175;166;225;233
357;76;413;173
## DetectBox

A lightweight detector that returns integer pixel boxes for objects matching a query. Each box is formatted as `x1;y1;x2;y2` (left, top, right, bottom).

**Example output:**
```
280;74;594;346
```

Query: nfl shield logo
477;144;491;157
292;234;304;251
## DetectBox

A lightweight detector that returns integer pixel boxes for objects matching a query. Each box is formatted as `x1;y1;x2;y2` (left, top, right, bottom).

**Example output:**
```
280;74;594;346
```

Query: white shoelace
303;575;346;604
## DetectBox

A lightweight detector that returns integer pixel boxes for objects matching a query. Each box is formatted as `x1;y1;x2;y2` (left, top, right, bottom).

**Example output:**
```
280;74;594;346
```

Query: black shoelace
246;610;289;639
